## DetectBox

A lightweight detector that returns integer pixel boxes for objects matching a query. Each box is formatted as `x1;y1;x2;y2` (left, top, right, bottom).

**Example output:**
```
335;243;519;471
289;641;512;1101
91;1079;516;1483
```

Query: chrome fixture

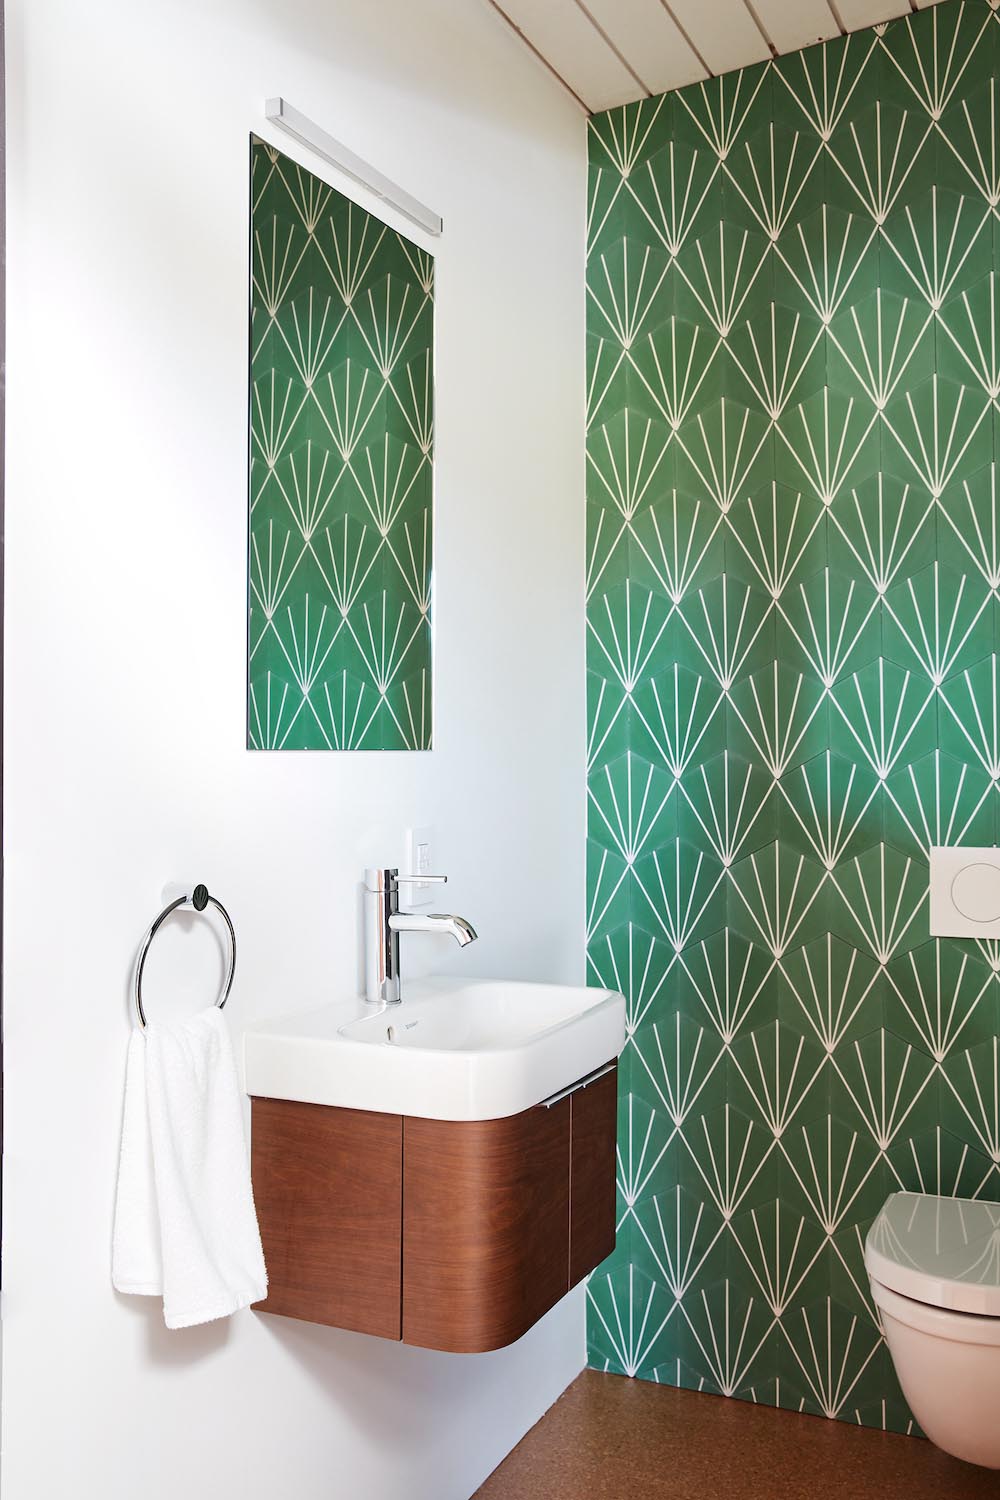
134;882;236;1029
364;867;477;1005
264;98;443;237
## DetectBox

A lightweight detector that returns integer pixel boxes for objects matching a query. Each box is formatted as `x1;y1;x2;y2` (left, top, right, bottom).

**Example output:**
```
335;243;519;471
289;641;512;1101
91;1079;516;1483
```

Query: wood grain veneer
402;1097;572;1353
250;1062;619;1352
250;1096;402;1339
569;1065;617;1287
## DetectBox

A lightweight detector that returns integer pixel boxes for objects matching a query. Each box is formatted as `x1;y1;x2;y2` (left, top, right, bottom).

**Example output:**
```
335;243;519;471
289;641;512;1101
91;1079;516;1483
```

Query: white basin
243;977;625;1121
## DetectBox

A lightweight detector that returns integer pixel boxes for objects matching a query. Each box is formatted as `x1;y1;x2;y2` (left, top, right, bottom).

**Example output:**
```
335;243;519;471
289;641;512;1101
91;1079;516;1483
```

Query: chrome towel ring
134;883;237;1029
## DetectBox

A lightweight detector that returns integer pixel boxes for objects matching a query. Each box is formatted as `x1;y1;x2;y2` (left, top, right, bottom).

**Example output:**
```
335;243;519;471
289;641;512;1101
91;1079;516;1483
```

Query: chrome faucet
364;866;477;1005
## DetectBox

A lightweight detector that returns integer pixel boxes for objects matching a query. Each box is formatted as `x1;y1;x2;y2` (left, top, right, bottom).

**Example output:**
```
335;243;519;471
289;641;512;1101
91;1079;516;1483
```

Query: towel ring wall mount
134;883;237;1029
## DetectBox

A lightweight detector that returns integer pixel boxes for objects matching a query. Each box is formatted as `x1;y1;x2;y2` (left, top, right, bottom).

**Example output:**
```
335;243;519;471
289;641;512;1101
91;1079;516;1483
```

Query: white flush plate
929;846;1000;938
404;825;434;907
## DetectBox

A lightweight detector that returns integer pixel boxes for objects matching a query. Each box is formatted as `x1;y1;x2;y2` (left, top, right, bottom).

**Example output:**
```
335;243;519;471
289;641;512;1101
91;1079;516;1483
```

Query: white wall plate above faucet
929;846;1000;938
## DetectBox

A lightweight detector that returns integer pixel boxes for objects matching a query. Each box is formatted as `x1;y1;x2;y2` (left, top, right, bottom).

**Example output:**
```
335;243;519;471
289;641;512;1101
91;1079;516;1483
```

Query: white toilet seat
870;1276;1000;1346
866;1191;1000;1316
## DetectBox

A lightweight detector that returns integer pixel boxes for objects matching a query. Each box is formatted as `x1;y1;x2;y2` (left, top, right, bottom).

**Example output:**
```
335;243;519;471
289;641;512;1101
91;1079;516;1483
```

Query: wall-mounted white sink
244;977;625;1120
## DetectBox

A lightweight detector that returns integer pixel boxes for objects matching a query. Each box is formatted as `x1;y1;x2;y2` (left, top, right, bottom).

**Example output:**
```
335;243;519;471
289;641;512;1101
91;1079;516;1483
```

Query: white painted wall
2;1;587;1495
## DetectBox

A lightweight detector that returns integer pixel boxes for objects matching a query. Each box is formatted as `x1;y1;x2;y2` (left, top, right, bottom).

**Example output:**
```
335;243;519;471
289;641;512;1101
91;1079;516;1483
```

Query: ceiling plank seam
573;0;654;98
659;0;716;78
741;0;780;58
484;0;592;112
826;0;848;35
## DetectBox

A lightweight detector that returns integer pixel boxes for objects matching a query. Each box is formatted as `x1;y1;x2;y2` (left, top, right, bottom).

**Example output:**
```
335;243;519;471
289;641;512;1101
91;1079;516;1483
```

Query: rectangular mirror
247;137;434;750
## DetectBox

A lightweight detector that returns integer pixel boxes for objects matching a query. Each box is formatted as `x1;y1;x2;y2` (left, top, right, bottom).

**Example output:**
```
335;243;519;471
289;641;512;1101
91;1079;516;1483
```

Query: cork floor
474;1370;1000;1499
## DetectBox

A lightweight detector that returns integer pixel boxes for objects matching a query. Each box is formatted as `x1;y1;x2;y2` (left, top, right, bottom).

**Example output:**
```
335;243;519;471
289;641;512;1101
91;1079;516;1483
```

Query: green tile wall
248;139;433;750
585;0;1000;1431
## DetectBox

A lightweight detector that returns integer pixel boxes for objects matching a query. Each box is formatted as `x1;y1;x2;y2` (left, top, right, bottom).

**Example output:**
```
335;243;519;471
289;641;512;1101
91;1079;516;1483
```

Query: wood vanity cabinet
250;1061;618;1353
249;1097;403;1339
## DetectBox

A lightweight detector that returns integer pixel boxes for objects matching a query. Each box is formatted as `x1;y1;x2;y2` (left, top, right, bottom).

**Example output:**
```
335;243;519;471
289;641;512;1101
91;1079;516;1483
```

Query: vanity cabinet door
402;1097;572;1353
251;1096;403;1339
569;1063;618;1287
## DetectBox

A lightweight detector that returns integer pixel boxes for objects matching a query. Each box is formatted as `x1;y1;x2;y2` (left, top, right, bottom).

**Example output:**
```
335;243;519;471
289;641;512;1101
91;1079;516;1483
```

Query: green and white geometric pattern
586;0;1000;1433
248;139;433;750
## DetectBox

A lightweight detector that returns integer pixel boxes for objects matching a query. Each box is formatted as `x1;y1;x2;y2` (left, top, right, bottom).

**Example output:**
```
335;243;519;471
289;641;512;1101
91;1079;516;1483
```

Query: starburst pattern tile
585;0;1000;1435
248;139;433;750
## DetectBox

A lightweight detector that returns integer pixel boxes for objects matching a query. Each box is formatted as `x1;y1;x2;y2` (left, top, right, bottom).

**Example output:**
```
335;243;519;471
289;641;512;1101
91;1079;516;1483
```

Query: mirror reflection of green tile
248;137;434;750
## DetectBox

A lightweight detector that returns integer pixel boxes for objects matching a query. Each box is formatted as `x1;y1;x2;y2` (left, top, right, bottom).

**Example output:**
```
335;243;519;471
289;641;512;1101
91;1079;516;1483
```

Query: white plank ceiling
487;0;944;114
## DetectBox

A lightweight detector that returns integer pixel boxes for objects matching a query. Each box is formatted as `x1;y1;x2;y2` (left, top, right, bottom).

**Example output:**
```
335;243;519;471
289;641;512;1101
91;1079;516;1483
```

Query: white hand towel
112;1006;267;1328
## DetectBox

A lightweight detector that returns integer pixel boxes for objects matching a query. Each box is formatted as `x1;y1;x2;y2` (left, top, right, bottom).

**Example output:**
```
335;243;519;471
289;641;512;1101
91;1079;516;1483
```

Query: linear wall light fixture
264;97;443;236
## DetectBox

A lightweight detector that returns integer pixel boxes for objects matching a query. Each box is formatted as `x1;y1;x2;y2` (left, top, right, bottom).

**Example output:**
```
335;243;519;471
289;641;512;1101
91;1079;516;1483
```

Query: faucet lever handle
364;867;448;893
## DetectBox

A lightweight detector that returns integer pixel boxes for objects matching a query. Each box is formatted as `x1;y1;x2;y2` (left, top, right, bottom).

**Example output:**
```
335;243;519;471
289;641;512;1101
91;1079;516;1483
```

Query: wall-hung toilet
865;1192;1000;1468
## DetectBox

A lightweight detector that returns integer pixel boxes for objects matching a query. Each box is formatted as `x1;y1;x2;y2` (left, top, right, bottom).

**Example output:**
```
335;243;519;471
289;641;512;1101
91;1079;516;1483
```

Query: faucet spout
389;912;478;948
364;866;478;1004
